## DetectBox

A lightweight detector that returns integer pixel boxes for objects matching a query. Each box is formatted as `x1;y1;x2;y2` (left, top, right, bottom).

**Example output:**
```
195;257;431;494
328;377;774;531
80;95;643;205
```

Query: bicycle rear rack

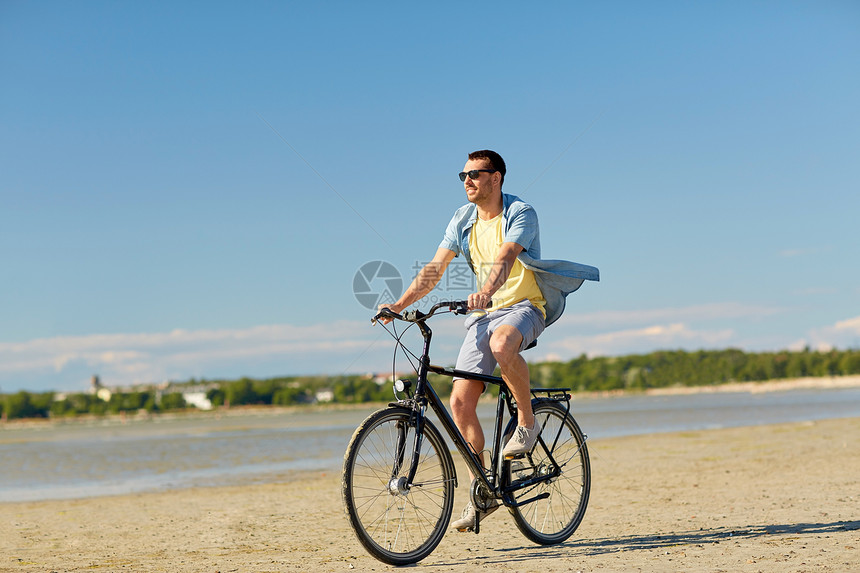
530;387;572;403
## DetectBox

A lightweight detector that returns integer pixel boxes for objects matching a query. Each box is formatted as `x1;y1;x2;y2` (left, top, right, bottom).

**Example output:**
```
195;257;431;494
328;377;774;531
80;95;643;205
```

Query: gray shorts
454;300;545;382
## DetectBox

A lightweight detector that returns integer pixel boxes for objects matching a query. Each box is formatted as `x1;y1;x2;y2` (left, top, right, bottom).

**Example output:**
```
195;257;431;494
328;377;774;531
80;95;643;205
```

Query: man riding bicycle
379;149;598;531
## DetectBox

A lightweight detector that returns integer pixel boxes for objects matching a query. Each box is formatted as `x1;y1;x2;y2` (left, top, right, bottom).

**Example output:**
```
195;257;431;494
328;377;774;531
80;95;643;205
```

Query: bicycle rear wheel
342;407;455;565
504;401;590;545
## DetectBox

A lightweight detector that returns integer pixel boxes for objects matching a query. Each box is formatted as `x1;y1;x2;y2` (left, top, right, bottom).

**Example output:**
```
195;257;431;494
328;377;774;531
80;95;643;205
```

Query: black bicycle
342;300;590;566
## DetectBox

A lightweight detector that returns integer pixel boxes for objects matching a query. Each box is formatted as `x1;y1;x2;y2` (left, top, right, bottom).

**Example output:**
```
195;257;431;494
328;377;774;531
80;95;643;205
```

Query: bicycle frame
399;307;569;507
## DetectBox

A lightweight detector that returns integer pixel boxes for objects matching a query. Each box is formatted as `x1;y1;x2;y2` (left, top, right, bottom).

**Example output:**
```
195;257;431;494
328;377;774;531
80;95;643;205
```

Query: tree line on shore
2;347;859;421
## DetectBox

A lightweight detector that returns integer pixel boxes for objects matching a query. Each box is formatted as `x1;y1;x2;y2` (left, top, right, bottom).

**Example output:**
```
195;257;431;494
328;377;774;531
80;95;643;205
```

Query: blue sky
2;1;858;393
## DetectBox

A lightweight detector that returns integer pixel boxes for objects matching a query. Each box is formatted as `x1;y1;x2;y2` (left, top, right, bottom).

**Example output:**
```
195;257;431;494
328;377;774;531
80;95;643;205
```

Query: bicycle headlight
394;379;412;393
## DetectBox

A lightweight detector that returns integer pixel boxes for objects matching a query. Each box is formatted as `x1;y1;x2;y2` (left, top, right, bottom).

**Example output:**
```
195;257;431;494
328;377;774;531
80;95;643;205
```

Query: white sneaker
450;501;500;532
502;422;539;459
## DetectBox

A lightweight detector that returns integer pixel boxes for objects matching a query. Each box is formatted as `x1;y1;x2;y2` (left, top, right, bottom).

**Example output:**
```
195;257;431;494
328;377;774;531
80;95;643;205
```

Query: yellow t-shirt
470;214;546;318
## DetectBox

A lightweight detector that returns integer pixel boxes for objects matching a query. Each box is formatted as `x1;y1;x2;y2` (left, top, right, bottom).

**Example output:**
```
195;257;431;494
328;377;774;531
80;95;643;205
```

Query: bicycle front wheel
342;407;455;565
504;401;590;545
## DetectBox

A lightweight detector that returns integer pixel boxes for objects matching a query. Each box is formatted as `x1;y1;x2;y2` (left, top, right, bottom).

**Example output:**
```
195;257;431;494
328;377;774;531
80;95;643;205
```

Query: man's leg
449;378;501;531
490;324;543;458
489;324;534;428
449;379;486;477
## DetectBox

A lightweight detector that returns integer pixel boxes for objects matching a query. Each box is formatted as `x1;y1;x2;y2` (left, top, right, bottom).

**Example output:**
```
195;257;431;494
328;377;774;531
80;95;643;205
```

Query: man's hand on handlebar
467;292;493;311
375;303;403;325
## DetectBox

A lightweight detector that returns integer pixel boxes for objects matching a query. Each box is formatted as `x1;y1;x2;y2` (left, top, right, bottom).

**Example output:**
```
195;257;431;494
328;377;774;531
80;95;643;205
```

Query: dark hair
468;149;506;188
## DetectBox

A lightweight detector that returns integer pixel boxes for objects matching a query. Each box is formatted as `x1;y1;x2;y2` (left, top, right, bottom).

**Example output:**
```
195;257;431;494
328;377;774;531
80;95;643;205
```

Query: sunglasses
458;169;497;182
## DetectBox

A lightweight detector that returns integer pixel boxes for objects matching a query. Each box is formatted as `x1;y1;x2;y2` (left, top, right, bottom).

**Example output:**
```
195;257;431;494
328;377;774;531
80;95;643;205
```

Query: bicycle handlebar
372;300;489;325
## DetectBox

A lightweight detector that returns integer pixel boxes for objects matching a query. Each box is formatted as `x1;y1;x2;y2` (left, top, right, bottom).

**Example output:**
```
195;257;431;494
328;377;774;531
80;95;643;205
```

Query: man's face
462;158;498;205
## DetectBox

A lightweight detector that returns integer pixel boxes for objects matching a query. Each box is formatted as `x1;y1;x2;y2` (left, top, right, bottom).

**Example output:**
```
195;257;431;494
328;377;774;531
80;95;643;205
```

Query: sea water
2;386;859;502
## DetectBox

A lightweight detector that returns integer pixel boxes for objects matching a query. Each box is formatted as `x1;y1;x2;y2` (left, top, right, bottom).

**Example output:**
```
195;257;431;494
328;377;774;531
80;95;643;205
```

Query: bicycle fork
388;407;429;495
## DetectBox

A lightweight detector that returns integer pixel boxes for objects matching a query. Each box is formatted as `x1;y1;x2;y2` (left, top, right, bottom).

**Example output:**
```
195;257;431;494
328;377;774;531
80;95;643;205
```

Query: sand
1;416;858;572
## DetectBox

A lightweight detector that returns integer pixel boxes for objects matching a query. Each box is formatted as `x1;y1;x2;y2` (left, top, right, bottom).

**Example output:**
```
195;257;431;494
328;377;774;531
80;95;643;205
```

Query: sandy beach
1;415;857;573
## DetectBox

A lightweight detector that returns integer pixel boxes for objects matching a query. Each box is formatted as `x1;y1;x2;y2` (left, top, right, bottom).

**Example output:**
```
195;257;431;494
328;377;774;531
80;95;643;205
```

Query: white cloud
798;315;860;353
834;316;860;333
532;302;787;361
553;302;783;329
0;320;376;388
786;338;835;353
7;309;853;392
0;310;497;391
539;322;734;359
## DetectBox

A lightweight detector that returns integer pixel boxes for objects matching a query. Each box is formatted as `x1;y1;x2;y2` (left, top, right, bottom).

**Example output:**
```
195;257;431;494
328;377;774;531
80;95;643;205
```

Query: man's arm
468;242;524;310
377;248;456;319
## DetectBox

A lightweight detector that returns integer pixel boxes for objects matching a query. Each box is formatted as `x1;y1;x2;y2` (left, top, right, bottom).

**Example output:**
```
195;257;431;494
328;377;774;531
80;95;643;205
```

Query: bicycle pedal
509;460;528;472
504;453;526;460
455;525;481;534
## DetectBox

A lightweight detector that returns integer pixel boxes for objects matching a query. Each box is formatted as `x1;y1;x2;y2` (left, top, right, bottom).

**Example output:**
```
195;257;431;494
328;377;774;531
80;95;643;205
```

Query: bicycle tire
342;406;456;565
503;401;590;545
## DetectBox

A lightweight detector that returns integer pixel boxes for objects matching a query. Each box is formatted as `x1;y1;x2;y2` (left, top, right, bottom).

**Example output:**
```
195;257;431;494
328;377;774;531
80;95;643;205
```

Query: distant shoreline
3;374;860;429
642;374;860;395
580;374;860;398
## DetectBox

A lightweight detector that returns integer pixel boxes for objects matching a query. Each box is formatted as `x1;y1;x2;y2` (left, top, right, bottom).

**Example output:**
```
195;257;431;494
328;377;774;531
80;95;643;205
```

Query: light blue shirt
439;193;599;327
